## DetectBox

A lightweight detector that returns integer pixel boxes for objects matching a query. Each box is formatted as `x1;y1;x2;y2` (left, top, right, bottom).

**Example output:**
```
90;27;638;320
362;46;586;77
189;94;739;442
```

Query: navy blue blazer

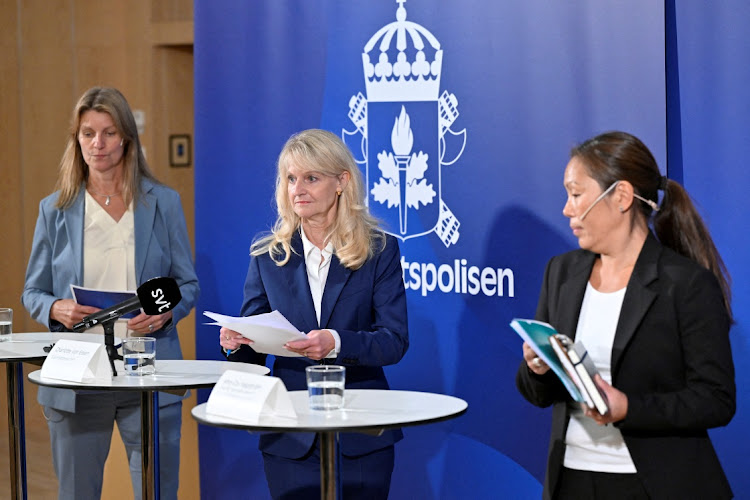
22;179;200;411
516;233;735;499
229;232;409;458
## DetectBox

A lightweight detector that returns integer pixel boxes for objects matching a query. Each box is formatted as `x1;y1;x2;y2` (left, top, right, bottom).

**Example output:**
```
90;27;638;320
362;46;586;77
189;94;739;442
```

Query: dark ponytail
573;131;733;322
654;179;733;322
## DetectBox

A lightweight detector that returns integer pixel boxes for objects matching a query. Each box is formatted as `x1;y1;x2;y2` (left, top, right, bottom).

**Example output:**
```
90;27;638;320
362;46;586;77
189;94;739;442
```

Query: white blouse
563;282;636;473
300;227;340;357
82;192;136;336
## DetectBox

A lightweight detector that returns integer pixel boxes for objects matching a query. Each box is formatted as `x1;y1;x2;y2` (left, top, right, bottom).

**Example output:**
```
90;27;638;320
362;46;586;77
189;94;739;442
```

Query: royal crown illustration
362;0;443;102
344;0;466;247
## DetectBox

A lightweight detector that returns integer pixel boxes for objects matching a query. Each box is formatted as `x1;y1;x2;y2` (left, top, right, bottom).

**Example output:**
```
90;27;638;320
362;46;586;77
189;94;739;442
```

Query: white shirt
82;192;136;337
299;227;340;356
563;282;637;473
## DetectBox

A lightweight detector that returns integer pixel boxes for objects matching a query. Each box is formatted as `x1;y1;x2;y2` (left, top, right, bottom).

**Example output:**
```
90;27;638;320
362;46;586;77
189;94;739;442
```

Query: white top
300;227;340;356
563;282;636;473
83;192;136;337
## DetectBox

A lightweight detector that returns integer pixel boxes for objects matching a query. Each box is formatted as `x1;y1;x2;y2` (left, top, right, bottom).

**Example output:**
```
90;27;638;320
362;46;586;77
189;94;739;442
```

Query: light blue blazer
22;178;199;411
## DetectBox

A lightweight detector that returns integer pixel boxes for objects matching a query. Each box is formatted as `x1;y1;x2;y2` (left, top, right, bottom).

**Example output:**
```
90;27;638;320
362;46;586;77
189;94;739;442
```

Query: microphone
73;277;182;332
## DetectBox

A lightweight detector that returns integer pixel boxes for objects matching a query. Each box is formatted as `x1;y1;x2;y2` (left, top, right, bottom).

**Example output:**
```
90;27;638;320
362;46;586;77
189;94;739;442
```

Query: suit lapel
611;234;660;375
64;189;86;285
319;254;352;329
557;252;596;340
134;180;157;284
286;234;319;332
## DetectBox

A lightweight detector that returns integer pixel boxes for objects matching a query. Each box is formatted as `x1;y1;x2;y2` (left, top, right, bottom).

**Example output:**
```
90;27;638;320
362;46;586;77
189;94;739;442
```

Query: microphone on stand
73;277;182;332
72;277;182;376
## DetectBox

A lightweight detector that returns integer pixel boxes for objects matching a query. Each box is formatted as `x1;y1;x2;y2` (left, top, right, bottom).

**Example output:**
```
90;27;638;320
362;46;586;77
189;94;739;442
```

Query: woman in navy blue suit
220;129;409;499
516;132;734;499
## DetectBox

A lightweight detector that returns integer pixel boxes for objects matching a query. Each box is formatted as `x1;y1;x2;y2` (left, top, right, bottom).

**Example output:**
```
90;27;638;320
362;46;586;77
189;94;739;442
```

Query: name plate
40;339;112;383
206;370;296;423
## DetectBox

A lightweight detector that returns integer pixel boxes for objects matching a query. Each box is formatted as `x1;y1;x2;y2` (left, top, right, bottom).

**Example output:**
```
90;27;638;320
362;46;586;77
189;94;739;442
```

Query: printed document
204;310;307;357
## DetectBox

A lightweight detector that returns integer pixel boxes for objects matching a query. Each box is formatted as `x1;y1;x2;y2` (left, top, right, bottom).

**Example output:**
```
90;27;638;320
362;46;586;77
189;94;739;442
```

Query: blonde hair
54;87;158;209
251;129;384;270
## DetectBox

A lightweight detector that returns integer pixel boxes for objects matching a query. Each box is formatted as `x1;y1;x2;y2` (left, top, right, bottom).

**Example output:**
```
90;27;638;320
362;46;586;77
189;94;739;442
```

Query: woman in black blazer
516;131;735;499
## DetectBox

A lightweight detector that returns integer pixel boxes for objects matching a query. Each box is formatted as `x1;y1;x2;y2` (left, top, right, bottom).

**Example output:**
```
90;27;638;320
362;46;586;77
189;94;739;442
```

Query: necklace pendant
105;196;111;206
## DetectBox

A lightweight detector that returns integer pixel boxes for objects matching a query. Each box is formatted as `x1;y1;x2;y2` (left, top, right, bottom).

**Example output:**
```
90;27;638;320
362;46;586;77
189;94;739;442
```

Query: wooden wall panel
149;45;200;496
0;1;24;331
151;46;195;237
20;46;75;252
0;6;22;496
0;0;199;497
152;0;194;23
19;0;72;48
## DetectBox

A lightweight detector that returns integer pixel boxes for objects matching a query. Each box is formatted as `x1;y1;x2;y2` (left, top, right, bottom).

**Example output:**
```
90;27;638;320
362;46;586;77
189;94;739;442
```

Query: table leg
140;391;160;500
6;361;27;500
319;431;338;500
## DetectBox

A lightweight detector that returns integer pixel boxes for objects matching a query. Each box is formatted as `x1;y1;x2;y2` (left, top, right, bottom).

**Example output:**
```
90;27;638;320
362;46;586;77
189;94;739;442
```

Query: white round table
28;359;269;500
1;332;112;500
192;389;468;500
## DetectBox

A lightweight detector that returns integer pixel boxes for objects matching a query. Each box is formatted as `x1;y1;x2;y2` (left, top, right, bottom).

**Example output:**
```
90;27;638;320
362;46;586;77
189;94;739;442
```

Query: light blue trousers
44;392;182;500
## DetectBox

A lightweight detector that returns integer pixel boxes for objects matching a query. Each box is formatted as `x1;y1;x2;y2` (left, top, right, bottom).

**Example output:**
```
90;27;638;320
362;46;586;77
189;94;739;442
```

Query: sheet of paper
203;310;307;357
71;285;138;319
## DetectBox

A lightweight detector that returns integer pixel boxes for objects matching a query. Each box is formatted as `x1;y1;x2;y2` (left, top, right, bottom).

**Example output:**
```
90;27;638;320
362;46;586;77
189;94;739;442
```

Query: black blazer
517;233;735;499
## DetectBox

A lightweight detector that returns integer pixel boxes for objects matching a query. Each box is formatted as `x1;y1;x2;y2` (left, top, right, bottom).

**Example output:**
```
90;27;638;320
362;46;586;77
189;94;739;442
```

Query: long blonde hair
251;129;384;270
54;87;158;209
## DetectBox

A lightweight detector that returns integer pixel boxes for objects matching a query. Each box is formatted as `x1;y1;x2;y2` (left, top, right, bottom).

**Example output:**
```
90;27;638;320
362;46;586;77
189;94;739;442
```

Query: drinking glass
122;337;156;376
305;365;345;410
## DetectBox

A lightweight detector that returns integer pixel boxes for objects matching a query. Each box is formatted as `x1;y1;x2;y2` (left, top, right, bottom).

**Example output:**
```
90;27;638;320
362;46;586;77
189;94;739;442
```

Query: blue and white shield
366;101;440;240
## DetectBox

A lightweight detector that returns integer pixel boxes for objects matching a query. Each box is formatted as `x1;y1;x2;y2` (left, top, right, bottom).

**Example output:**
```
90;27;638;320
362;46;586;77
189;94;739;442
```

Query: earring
336;189;342;197
618;206;624;212
120;139;124;147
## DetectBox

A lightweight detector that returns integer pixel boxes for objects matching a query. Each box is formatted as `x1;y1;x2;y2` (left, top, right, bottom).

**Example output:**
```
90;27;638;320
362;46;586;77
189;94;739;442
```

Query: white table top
192;389;468;433
0;332;112;362
28;360;270;391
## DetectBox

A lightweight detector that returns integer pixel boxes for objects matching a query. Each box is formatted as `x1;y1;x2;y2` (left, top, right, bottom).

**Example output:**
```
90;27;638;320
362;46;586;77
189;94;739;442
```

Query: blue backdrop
667;2;750;495
193;1;747;498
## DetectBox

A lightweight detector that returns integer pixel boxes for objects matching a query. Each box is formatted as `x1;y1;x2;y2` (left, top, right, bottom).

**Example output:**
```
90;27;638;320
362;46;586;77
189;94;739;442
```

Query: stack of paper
204;310;308;357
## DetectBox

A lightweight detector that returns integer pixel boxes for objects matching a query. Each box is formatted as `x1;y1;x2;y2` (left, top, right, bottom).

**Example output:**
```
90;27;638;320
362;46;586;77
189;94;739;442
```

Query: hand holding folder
511;318;609;415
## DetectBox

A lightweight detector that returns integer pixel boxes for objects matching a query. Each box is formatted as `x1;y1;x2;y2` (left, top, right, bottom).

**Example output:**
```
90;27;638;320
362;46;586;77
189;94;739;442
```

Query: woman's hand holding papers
284;329;336;361
128;310;173;335
219;327;254;353
50;299;100;330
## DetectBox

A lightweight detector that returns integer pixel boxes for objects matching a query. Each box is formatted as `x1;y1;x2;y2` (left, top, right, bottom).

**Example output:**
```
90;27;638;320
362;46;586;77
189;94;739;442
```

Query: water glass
306;365;345;410
0;308;12;341
122;337;156;376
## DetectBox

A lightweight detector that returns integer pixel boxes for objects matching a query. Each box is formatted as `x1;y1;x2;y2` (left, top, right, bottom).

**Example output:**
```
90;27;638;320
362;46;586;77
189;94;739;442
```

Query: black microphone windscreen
136;277;182;315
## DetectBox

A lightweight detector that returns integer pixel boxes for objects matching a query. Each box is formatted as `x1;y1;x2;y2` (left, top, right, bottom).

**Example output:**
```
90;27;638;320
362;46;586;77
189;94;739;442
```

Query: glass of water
122;337;156;376
0;308;12;341
306;365;345;410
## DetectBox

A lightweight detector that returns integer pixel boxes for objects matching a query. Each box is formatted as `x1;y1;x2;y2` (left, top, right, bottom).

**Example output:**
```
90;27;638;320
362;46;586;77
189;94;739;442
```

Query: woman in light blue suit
220;129;409;499
22;87;199;500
